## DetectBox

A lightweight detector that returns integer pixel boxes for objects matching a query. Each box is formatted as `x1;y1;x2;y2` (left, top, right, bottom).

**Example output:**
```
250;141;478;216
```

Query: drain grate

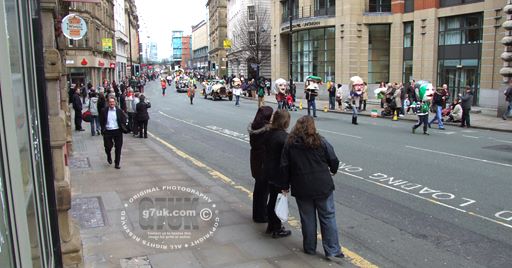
483;144;512;153
70;196;106;229
120;256;152;268
69;156;91;169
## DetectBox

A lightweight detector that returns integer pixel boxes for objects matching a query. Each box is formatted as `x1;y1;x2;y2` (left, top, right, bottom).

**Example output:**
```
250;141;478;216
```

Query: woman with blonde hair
280;115;344;261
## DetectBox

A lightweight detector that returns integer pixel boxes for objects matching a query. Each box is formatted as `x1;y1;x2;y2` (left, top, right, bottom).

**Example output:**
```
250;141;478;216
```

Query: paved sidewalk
242;95;512;133
69;127;361;267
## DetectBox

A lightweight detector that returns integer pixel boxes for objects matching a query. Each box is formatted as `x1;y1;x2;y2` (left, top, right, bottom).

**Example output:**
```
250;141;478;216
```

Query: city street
141;80;512;267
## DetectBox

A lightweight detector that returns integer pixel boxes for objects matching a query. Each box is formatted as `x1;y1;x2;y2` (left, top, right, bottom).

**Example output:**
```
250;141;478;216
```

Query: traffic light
134;64;140;76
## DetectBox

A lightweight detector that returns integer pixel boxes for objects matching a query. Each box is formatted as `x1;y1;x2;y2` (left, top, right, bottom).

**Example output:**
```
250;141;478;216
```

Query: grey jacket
460;92;473;110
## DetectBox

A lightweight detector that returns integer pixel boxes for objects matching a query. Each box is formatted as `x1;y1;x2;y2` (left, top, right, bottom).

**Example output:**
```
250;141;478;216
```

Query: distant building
114;0;129;82
172;31;184;68
192;20;209;71
207;0;228;77
149;42;158;62
182;36;192;69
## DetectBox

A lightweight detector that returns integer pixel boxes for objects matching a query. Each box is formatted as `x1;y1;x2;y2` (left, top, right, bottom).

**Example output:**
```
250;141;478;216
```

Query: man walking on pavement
100;97;127;169
459;86;473;128
72;88;85;131
503;81;512;120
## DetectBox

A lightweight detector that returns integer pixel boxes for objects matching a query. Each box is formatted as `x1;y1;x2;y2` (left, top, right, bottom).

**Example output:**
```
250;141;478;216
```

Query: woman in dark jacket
248;105;273;223
136;94;150;138
263;110;292;238
281;115;344;260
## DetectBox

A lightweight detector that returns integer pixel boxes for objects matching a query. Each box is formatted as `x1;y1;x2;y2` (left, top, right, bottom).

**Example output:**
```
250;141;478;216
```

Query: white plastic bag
274;193;289;222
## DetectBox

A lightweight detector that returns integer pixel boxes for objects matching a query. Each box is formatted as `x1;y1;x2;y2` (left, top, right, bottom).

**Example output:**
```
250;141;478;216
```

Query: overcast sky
135;0;207;59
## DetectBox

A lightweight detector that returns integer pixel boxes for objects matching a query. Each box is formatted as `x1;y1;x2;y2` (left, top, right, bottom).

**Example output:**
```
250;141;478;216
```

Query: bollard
392;110;398;121
299;100;303;110
323;105;328;112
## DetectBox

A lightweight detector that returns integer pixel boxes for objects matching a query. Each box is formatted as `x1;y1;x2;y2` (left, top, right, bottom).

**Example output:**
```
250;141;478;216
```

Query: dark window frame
248;5;255;21
368;0;391;13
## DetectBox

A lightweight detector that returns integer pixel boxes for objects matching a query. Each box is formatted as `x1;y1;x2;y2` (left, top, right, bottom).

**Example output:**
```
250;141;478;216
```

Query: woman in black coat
248;105;273;223
264;110;292;238
136;94;150;138
281;115;344;260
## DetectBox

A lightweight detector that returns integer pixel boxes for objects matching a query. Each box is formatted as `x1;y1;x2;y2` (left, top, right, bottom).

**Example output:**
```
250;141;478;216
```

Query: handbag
274;193;289;222
82;110;92;122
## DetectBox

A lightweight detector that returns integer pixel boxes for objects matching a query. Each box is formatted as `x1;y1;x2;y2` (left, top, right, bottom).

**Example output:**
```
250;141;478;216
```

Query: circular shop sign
121;186;220;250
61;14;87;40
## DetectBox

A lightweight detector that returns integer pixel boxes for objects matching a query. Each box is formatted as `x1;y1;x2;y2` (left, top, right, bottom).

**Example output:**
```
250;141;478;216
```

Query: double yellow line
148;131;377;268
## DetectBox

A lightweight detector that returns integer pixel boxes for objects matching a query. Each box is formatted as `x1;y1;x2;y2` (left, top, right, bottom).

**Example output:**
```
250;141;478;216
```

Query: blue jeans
296;192;341;256
329;96;336;110
235;95;240;106
90;115;100;135
429;105;444;129
307;100;316;117
352;105;358;117
504;100;512;118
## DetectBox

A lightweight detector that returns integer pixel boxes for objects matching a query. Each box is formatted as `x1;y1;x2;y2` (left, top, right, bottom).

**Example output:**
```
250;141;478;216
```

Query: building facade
192;20;209;71
114;0;129;82
149;41;158;62
172;30;184;67
207;0;228;77
271;0;507;109
1;0;85;266
182;35;192;69
64;0;117;88
127;0;140;77
226;0;272;80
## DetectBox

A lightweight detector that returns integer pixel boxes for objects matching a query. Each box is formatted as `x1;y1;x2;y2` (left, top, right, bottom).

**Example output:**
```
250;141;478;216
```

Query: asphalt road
140;80;512;267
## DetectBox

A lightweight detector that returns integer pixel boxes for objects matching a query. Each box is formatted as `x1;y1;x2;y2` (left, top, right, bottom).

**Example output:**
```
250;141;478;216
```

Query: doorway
439;65;479;105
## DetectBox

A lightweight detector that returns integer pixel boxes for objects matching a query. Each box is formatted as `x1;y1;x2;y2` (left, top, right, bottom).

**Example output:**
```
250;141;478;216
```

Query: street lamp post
288;0;293;88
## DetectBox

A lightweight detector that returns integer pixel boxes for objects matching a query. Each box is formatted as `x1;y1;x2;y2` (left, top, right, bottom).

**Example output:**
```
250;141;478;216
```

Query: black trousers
74;108;82;130
253;176;269;222
267;184;283;232
103;129;123;166
413;114;429;133
138;120;148;137
461;108;471;127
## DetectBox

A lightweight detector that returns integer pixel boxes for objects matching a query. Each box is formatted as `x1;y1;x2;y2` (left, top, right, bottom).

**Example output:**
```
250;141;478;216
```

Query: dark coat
136;101;150;121
72;93;82;111
248;124;270;181
263;129;288;189
281;137;339;199
99;106;127;133
97;95;106;113
460;92;473;110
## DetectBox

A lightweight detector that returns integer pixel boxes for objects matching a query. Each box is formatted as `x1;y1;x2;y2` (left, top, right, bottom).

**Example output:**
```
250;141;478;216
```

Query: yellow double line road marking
148;131;377;267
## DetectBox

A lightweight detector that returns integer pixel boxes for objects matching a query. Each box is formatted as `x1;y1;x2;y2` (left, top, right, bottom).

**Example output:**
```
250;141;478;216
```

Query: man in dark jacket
72;88;84;131
135;94;150;138
459;86;473;128
99;97;127;169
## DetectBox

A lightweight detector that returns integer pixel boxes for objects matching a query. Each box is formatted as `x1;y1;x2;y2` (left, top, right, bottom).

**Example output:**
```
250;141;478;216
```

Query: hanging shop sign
102;38;113;52
223;39;232;49
62;14;87;40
